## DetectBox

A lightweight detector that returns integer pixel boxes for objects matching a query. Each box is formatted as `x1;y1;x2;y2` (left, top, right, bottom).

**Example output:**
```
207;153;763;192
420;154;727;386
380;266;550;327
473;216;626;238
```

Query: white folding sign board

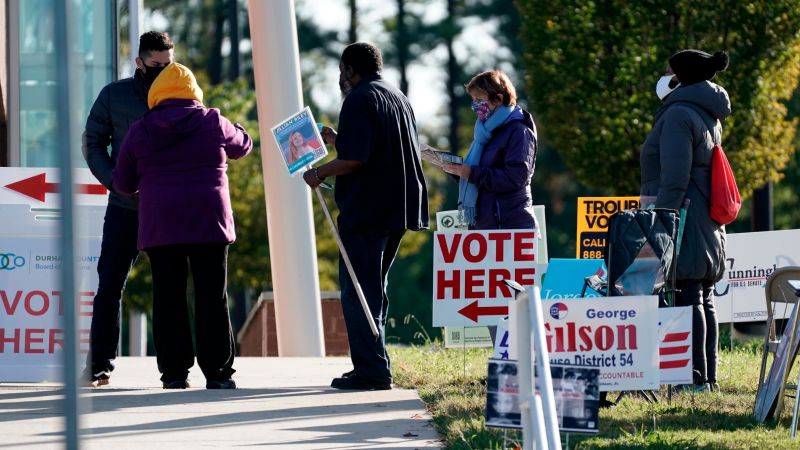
0;168;106;382
714;230;800;323
541;296;660;391
433;230;540;327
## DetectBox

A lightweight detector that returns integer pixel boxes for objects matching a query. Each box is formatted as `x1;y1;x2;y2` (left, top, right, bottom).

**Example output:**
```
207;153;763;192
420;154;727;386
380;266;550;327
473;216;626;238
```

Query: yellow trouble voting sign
575;196;639;259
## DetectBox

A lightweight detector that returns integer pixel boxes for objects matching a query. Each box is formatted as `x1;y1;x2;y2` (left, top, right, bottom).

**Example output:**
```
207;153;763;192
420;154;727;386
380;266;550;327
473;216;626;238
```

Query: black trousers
339;228;405;382
676;278;718;384
87;204;140;374
146;243;235;382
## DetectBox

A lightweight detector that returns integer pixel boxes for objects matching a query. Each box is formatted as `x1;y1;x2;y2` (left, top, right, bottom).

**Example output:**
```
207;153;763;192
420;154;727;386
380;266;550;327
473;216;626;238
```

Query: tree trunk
228;0;240;80
208;0;226;85
348;0;358;43
397;0;409;95
446;0;459;153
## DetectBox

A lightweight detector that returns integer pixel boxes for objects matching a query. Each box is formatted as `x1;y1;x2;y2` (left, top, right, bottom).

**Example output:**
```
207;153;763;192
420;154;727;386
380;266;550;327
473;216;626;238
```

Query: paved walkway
0;357;442;449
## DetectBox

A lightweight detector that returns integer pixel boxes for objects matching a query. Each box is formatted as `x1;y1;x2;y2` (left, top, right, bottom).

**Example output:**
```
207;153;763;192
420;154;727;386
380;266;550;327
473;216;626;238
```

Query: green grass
391;342;800;449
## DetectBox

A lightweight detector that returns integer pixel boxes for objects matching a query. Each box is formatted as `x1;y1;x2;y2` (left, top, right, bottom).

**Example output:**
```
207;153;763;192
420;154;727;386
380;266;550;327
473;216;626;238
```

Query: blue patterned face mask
471;99;492;121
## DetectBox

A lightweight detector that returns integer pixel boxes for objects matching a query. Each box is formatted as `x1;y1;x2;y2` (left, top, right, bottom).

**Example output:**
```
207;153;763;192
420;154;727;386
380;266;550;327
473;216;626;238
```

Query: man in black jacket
81;31;174;387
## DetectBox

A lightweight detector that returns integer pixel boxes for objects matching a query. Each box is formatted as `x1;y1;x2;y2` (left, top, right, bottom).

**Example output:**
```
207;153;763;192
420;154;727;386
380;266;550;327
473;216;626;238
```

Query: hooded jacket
113;63;253;250
640;81;731;281
468;108;538;230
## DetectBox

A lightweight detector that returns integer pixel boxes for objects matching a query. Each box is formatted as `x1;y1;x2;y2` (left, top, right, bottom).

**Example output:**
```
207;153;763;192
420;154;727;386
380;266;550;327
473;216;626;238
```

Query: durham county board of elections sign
575;196;639;259
542;296;660;391
0;167;105;382
433;230;540;327
714;230;800;323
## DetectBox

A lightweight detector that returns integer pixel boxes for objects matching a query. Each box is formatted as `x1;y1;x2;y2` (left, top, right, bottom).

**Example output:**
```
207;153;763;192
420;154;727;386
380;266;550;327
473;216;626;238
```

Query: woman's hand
443;163;471;179
320;126;337;146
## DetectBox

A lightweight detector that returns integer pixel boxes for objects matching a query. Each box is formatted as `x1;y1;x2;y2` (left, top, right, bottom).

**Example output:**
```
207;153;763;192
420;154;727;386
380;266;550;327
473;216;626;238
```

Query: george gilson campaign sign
433;230;541;327
541;296;660;391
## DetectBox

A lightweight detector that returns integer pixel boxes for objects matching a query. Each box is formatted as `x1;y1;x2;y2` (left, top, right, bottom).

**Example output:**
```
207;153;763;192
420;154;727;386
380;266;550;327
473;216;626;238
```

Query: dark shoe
331;375;391;391
341;369;356;378
163;380;190;389
206;379;236;389
82;368;110;387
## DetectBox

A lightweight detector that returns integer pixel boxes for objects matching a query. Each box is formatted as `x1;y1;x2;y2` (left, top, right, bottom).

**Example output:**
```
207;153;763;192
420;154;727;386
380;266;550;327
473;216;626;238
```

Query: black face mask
141;64;166;86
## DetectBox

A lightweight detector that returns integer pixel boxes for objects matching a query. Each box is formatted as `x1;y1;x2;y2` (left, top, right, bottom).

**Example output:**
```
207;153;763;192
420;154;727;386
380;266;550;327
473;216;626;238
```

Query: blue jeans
339;228;405;382
87;204;140;374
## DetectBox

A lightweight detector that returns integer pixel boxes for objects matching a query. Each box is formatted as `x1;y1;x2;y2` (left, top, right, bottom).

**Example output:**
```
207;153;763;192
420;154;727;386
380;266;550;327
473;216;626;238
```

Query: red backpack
709;143;741;225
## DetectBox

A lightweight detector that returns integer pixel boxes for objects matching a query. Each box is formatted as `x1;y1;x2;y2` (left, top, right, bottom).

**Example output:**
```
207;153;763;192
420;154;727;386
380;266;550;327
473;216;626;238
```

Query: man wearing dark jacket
81;31;174;386
303;42;428;390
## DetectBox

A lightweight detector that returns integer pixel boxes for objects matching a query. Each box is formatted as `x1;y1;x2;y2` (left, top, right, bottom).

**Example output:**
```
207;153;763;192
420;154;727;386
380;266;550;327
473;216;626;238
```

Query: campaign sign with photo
485;358;521;429
270;106;327;176
550;365;600;434
485;359;601;433
433;230;540;327
714;230;800;323
541;296;660;391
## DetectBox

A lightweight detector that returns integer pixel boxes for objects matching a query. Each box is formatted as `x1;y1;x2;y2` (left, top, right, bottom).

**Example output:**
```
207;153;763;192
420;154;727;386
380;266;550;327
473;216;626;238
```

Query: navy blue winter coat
467;108;538;230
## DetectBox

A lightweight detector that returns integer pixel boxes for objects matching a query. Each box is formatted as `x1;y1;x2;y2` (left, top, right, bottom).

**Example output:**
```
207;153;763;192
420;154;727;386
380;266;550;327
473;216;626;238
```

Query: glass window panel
17;0;114;168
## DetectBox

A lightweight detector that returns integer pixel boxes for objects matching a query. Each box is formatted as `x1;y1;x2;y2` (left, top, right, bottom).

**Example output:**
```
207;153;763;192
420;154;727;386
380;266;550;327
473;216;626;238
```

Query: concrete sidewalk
0;357;442;449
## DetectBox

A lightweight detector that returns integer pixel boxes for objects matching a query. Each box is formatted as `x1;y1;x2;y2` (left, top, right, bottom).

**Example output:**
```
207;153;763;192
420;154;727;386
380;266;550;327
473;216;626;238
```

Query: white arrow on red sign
4;173;107;202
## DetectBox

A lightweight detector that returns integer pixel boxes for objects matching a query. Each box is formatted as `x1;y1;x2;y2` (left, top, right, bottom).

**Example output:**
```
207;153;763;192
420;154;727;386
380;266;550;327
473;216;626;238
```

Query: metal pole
246;0;324;356
313;187;378;337
528;285;562;450
127;0;143;77
55;0;81;448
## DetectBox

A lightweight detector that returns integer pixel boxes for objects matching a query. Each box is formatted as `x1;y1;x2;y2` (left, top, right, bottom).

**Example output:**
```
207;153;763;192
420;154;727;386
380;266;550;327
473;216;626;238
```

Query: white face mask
656;75;679;100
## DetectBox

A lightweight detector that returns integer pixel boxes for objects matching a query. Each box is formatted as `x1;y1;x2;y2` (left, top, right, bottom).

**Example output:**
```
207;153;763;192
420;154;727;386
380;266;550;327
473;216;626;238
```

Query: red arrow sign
457;300;509;322
4;173;107;203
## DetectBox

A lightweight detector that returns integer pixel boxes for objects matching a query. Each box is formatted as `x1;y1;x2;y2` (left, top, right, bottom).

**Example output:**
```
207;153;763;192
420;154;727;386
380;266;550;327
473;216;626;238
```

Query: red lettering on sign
24;328;45;353
545;322;638;353
514;232;536;261
0;328;20;353
24;291;49;316
489;269;513;298
436;234;461;264
515;267;536;286
1;290;22;315
488;232;511;260
79;292;94;317
436;270;460;299
463;234;487;263
464;269;485;298
49;328;64;353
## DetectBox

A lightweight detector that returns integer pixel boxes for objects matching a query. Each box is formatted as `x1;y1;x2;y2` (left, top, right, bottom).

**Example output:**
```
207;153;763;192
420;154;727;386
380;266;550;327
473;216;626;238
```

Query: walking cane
312;182;380;339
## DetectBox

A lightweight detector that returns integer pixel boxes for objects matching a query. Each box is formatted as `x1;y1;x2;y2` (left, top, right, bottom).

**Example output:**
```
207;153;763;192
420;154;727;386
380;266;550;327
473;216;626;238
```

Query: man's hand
443;163;471;179
320;126;337;146
303;167;324;188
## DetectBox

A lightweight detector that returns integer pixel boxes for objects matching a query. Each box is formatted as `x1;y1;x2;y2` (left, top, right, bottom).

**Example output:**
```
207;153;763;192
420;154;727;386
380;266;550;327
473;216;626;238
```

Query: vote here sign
433;230;539;327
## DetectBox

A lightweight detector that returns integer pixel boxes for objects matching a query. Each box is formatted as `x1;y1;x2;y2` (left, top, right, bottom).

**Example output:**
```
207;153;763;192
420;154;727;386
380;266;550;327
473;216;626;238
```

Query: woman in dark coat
640;50;731;392
114;63;252;389
443;69;538;230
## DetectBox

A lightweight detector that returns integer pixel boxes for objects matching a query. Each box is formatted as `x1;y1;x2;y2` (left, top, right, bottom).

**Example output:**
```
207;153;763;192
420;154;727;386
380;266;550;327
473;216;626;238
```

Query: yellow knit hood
147;62;204;109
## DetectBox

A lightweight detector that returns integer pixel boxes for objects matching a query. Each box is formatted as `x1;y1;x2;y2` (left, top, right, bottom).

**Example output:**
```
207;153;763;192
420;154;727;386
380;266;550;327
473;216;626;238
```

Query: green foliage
516;0;800;198
392;344;800;449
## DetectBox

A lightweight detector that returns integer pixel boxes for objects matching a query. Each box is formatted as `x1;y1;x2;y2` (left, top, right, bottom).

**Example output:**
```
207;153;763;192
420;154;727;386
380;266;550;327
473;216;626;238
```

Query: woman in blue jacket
443;69;538;230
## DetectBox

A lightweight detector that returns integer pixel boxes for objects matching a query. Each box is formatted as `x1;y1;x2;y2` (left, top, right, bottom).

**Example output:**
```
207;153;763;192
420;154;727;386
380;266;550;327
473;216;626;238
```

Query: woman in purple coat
443;69;538;230
114;63;252;389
